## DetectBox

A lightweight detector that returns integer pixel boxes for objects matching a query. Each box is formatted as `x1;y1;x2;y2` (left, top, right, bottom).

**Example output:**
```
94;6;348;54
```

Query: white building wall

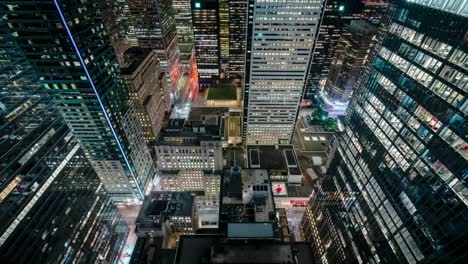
155;141;223;171
159;170;221;206
246;0;324;144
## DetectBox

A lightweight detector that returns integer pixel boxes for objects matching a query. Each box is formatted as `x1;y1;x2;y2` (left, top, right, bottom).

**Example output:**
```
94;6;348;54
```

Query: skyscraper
0;23;128;262
192;0;220;88
320;1;468;263
324;20;378;103
303;0;364;100
219;0;230;70
173;0;195;46
2;1;155;202
244;0;324;145
127;0;182;91
121;48;171;146
228;0;248;83
99;0;133;66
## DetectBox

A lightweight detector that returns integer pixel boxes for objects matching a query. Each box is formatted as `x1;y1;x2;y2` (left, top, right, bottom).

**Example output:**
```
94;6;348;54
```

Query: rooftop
225;116;241;138
207;83;237;101
179;43;193;55
120;47;154;75
227;223;274;238
130;236;175;264
222;168;275;223
187;107;229;122
136;192;194;231
174;236;314;264
156;107;229;145
247;145;301;176
286;183;313;198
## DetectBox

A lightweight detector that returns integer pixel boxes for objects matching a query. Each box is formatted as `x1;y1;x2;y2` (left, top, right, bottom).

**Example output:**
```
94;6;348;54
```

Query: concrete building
155;107;229;171
158;170;221;229
293;115;344;170
246;145;312;241
247;145;302;184
159;170;221;207
135;192;195;237
121;48;171;145
221;167;277;226
127;0;182;91
244;0;324;145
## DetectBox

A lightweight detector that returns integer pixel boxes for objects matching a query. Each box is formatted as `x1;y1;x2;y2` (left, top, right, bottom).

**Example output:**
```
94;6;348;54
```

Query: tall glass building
0;21;128;262
228;0;248;83
322;1;468;263
244;0;324;145
172;0;195;46
219;0;230;66
303;0;364;100
191;0;220;88
1;1;155;202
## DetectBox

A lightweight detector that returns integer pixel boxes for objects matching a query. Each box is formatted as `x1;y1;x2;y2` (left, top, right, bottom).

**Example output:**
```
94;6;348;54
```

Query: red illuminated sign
289;200;308;207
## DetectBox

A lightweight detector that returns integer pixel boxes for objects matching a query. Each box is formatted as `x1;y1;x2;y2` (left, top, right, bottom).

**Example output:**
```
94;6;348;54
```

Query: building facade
99;0;133;66
323;2;468;263
303;0;364;100
191;0;220;88
324;20;378;103
155;130;224;171
159;170;221;207
0;41;128;262
244;0;324;145
219;0;230;67
121;48;171;146
301;187;354;264
155;107;227;171
135;192;195;237
1;1;155;202
172;0;195;46
228;0;248;83
127;0;182;91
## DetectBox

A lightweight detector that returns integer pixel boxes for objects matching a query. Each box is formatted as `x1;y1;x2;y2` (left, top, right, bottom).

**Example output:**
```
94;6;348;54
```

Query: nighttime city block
0;0;467;264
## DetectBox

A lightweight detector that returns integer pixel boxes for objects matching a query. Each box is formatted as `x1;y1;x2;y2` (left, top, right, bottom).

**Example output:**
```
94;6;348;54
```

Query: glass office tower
303;0;364;100
0;21;128;262
228;0;248;83
172;0;195;46
244;0;324;145
1;1;155;202
219;0;230;66
324;1;467;263
192;0;220;88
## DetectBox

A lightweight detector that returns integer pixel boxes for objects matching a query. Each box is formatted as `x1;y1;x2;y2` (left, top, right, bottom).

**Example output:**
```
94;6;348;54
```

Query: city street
117;204;141;264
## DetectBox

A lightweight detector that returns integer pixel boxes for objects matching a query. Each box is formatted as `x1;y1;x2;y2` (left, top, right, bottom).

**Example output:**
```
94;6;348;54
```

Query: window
407;65;433;86
449;48;468;68
421;37;452;58
440;66;468;90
